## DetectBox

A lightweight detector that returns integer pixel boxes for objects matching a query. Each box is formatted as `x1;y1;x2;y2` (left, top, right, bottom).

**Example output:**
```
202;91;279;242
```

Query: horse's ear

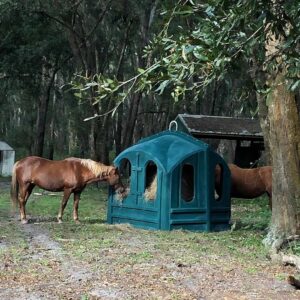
109;168;118;175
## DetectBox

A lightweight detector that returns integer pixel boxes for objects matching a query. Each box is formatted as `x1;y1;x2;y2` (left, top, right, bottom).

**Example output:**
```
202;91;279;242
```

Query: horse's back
228;164;271;199
17;156;59;169
258;166;272;195
19;156;74;167
20;156;51;161
259;166;272;178
16;156;46;176
17;156;61;172
15;156;78;190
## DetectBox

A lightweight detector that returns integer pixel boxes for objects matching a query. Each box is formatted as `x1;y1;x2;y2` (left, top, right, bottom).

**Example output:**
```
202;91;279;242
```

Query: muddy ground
1;181;300;300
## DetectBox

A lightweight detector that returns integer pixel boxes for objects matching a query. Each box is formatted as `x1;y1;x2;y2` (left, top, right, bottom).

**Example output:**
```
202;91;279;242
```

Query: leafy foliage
1;0;299;160
72;0;300;106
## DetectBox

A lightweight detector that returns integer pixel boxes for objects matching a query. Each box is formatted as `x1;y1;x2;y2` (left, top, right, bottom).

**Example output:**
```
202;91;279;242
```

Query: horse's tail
10;161;19;210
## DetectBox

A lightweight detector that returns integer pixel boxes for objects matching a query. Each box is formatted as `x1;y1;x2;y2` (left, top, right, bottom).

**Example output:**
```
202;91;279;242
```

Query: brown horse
215;163;272;208
11;156;125;224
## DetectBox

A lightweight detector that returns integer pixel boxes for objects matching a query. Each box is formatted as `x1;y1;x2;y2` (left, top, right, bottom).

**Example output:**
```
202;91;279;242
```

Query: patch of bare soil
84;230;300;300
1;221;300;300
0;220;98;300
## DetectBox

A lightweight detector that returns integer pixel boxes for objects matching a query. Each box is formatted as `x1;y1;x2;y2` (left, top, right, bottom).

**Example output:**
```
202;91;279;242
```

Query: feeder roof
115;130;210;174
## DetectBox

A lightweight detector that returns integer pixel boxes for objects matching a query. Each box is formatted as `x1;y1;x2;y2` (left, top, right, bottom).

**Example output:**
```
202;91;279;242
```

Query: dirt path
1;221;103;299
1;180;300;299
1;221;300;300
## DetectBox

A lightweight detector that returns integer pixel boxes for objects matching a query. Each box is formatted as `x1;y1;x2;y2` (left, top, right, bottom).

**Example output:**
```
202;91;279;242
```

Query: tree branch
86;0;113;42
33;10;82;40
138;110;167;115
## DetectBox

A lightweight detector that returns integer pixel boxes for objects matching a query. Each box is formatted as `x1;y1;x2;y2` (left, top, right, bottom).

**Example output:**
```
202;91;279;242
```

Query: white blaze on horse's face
107;168;121;185
110;168;126;194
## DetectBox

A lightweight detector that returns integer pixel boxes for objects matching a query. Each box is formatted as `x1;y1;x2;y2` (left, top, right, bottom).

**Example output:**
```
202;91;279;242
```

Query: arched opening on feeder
144;161;157;201
119;158;132;191
181;164;194;202
215;163;223;201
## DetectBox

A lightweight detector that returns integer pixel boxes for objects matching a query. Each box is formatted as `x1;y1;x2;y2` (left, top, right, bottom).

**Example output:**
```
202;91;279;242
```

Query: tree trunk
265;72;300;248
256;93;271;165
119;1;158;150
89;120;97;160
34;65;56;157
122;92;142;150
115;103;123;156
262;8;300;248
48;74;58;160
249;59;271;165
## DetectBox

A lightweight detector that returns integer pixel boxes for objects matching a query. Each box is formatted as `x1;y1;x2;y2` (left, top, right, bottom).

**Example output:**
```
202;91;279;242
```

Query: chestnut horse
11;156;125;224
144;163;272;208
215;164;272;208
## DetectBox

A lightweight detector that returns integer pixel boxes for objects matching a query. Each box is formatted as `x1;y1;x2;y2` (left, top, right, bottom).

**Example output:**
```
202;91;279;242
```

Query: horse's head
105;167;126;194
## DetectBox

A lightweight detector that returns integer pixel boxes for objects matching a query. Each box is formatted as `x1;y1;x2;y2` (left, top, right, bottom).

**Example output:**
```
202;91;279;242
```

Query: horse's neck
79;159;110;178
84;170;103;184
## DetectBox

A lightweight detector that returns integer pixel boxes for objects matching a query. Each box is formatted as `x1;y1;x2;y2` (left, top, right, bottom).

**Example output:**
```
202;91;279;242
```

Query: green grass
1;183;298;270
21;184;107;222
2;182;300;299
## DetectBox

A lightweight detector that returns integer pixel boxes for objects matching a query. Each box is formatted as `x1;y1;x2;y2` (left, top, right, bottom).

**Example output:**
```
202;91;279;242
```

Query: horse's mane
78;158;114;177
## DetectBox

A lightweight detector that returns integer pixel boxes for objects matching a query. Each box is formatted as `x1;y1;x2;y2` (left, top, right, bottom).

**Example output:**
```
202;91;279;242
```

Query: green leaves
193;48;209;62
70;74;120;105
70;0;300;110
290;80;300;92
155;80;170;95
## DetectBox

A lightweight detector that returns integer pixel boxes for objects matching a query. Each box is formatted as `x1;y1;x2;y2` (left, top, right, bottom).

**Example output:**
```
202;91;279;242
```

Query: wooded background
1;0;267;163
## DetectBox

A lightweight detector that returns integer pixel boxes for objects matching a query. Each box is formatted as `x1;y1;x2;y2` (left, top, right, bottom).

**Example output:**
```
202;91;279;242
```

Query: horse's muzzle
114;184;126;194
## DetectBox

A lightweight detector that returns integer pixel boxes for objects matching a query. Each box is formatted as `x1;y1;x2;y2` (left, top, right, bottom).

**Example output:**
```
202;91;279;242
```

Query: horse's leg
262;178;272;210
268;196;272;210
25;184;35;201
18;183;31;224
260;168;272;210
266;184;272;210
57;189;72;223
73;192;81;224
266;191;272;210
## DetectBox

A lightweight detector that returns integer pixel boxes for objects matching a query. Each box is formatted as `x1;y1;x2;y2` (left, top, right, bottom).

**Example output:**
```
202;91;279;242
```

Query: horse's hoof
57;218;63;224
74;219;81;224
21;219;28;224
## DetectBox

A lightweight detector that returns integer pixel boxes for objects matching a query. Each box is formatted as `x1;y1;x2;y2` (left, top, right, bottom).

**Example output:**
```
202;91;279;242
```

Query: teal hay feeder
107;129;231;232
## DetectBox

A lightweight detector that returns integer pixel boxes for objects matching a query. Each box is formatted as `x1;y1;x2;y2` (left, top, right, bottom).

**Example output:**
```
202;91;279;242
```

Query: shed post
204;150;211;231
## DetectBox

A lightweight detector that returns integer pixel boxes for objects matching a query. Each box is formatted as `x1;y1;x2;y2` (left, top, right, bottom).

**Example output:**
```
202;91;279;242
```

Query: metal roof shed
175;114;265;167
175;114;263;141
0;141;15;176
107;130;231;232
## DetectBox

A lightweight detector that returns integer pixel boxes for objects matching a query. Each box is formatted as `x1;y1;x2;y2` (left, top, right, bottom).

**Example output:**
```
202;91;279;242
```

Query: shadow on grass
24;216;106;225
231;219;270;232
230;197;271;232
80;218;106;224
25;216;58;224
